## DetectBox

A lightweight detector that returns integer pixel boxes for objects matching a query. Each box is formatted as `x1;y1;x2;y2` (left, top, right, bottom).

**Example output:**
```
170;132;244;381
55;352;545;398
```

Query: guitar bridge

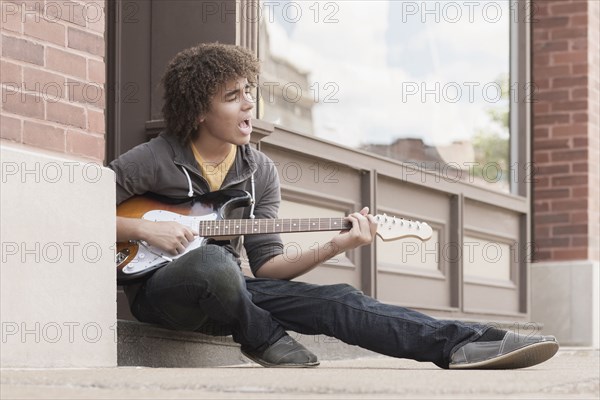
116;248;130;267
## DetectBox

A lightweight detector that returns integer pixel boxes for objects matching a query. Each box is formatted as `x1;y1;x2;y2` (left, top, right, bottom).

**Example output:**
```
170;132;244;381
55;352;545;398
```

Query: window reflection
259;0;511;192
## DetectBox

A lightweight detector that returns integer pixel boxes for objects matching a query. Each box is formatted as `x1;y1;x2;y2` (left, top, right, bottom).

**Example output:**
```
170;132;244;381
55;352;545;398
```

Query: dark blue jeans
130;245;486;368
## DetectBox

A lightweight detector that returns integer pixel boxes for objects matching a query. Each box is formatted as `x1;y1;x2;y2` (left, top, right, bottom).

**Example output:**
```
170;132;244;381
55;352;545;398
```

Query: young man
109;43;558;369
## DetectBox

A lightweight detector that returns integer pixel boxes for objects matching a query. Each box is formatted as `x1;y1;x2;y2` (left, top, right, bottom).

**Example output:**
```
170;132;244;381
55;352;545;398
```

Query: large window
259;0;512;192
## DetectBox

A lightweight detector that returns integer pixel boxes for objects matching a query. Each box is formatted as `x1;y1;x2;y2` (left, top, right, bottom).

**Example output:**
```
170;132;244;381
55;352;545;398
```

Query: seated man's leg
246;278;558;369
130;244;317;366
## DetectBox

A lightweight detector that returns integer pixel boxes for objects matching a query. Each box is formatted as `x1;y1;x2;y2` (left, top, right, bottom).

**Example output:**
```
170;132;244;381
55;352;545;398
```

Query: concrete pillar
1;142;117;367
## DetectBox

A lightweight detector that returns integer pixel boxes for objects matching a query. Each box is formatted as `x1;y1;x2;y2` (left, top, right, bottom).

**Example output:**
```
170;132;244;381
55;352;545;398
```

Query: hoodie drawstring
181;166;194;198
249;173;256;219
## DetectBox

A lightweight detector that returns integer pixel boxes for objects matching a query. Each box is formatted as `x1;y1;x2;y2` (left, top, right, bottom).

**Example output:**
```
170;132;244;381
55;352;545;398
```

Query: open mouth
238;118;252;135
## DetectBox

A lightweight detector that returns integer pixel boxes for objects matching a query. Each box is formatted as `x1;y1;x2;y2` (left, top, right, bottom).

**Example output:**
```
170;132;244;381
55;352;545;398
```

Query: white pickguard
121;210;217;275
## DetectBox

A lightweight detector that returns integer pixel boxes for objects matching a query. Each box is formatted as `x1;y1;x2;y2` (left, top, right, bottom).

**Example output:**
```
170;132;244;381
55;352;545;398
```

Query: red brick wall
1;0;106;162
532;0;599;262
587;0;599;262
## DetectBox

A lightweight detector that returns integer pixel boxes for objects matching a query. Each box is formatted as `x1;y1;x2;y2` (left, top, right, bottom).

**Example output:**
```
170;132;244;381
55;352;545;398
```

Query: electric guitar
116;189;433;285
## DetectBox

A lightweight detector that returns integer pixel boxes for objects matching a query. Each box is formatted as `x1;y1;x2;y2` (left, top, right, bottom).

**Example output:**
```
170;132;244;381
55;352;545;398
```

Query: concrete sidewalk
1;349;598;399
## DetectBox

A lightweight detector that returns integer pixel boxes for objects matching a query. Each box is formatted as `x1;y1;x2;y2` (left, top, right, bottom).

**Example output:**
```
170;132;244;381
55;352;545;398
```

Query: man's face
198;76;255;146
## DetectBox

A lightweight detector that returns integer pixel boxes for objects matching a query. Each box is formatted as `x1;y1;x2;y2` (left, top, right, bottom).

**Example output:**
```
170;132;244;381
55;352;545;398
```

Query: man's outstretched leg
246;278;558;369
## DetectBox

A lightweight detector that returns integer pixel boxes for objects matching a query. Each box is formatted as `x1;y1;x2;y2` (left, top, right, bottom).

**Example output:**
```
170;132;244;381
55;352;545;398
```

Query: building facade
1;0;598;367
530;0;599;346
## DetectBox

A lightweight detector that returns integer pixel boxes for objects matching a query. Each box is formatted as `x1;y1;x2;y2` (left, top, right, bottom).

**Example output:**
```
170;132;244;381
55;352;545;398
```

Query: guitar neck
199;218;352;237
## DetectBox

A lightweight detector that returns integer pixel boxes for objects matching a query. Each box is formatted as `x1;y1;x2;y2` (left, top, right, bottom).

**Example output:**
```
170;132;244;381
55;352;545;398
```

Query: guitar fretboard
198;218;353;237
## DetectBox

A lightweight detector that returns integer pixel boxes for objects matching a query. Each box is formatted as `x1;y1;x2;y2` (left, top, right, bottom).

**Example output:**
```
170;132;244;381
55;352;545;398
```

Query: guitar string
199;218;351;235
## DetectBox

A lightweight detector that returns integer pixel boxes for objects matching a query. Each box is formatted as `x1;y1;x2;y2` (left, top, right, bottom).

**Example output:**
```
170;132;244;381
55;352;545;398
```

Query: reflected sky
262;0;510;148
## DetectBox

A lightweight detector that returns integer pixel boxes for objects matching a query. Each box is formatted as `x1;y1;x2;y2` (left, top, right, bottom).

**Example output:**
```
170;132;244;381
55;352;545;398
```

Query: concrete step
117;320;379;367
117;318;545;368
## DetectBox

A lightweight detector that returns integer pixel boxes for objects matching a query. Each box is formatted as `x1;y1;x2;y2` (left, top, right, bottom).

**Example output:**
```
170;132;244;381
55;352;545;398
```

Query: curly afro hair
161;43;260;143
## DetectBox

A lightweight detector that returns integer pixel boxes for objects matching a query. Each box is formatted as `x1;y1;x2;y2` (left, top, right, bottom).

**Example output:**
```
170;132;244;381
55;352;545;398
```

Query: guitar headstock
374;214;433;242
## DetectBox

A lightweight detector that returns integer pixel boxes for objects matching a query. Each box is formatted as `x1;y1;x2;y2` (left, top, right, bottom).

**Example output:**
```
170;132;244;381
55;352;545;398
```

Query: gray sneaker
450;331;559;369
241;335;320;368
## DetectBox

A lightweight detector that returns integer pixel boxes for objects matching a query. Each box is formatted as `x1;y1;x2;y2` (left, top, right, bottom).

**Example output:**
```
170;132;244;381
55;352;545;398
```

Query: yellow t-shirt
190;144;237;192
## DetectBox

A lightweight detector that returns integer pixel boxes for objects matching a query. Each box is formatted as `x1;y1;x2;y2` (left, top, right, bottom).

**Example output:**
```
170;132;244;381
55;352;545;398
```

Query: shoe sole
241;350;320;368
449;340;559;369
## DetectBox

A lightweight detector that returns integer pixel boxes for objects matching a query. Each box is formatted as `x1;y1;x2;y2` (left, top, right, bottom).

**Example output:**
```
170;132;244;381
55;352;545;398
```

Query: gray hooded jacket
108;132;285;287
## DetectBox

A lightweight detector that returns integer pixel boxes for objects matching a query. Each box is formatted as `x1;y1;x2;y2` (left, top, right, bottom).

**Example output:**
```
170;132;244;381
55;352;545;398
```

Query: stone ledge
117;320;245;367
117;320;379;367
117;317;554;368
